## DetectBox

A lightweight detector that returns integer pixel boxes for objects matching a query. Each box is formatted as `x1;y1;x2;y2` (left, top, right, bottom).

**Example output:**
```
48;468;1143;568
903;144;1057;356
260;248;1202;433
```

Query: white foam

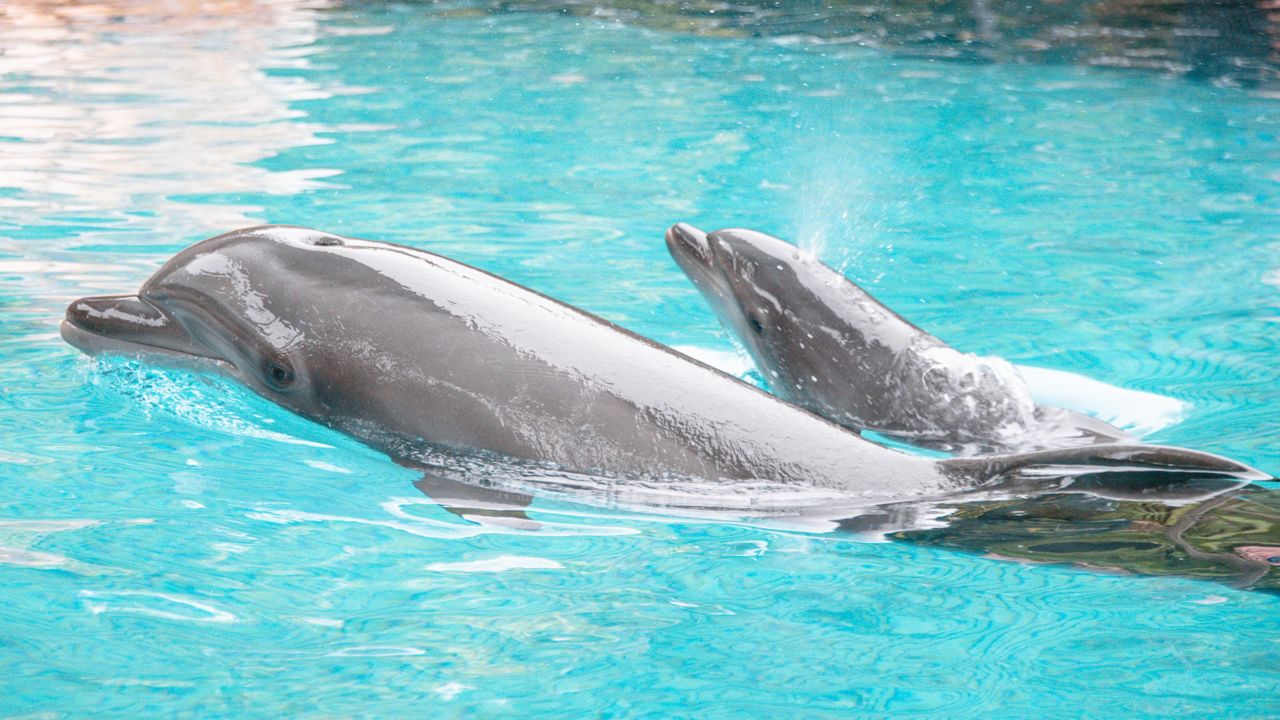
326;646;425;658
433;682;473;701
0;519;97;533
304;460;353;474
1015;365;1187;437
296;616;344;628
671;344;756;379
0;546;70;568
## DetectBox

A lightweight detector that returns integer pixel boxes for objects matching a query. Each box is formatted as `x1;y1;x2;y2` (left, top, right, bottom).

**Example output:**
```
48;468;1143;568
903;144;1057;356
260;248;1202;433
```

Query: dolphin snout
61;294;211;361
65;295;169;336
665;223;712;267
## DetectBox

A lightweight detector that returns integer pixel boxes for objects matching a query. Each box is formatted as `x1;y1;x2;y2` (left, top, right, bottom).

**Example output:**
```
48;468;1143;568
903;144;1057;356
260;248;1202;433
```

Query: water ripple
79;590;238;624
424;555;565;573
247;499;640;538
0;4;1277;717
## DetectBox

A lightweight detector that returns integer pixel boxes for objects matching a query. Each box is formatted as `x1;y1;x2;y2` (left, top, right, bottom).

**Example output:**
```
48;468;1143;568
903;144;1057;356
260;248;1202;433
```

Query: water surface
1;1;1278;716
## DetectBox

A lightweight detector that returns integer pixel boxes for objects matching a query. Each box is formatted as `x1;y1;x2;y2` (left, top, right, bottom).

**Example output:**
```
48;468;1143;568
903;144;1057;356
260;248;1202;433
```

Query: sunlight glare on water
0;0;1278;717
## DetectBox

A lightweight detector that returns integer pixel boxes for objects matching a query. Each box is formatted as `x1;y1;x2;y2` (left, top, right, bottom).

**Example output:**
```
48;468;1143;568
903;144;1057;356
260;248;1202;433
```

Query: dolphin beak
61;294;216;363
665;223;712;268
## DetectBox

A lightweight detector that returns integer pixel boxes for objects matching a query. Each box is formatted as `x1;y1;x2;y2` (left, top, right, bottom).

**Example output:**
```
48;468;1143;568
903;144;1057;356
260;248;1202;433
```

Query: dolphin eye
264;360;295;390
747;314;765;335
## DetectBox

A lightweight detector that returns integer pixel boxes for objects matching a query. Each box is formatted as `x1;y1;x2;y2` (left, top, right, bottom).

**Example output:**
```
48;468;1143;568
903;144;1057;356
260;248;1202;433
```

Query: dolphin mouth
665;223;713;271
61;294;227;369
666;222;742;315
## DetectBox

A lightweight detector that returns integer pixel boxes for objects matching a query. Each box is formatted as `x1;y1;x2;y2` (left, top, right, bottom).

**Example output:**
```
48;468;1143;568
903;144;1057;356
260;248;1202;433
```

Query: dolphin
666;223;1143;454
61;226;1266;507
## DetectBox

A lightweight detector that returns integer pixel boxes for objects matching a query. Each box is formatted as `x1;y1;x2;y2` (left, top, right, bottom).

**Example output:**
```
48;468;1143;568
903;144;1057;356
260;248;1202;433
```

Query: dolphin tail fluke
941;444;1272;502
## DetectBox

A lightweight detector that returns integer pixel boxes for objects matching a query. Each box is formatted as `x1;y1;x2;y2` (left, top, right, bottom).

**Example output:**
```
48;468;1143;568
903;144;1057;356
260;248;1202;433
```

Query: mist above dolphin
61;226;1267;507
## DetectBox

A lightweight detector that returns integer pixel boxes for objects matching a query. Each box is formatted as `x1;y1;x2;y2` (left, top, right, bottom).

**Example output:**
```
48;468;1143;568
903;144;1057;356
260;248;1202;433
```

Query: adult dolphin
61;226;1265;506
666;223;1139;454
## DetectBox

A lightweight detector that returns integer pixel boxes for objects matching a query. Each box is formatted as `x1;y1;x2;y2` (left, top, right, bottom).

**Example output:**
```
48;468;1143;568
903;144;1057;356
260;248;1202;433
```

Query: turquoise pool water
2;2;1279;716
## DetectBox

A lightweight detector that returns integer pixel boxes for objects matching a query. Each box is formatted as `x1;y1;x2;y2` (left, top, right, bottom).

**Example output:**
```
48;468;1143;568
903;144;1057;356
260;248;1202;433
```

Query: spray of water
786;111;892;283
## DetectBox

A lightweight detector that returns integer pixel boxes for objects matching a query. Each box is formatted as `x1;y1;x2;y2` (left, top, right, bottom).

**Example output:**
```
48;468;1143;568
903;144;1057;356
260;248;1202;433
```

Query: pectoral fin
408;468;540;531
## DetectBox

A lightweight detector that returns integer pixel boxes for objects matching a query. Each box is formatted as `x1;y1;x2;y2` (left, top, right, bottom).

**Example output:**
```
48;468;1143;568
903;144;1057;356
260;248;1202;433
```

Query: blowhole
311;235;343;247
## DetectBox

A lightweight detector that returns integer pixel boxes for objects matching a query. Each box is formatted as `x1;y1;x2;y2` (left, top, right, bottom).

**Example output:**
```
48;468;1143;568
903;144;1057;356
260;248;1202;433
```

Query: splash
784;106;901;278
89;357;333;448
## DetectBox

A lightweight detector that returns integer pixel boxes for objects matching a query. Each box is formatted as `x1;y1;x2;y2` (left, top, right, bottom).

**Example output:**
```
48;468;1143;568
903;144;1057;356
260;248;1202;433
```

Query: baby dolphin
667;223;1160;453
62;226;1265;505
